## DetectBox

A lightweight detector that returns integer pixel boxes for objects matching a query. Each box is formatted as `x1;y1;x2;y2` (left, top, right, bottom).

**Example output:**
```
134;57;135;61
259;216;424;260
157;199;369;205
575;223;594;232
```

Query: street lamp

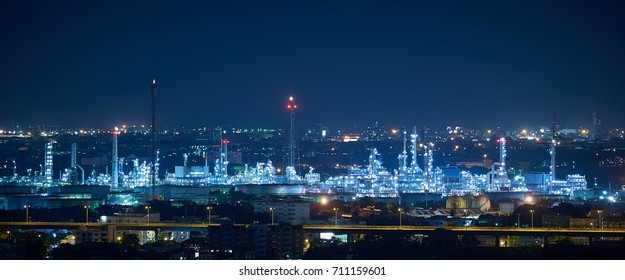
530;209;535;228
24;205;29;223
517;213;521;228
269;207;275;225
333;208;338;226
83;205;89;223
598;210;603;229
145;206;151;225
398;208;403;228
207;206;213;225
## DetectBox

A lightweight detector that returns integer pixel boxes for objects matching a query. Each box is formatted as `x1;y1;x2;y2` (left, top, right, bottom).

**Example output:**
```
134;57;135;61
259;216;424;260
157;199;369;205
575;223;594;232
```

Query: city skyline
1;1;624;129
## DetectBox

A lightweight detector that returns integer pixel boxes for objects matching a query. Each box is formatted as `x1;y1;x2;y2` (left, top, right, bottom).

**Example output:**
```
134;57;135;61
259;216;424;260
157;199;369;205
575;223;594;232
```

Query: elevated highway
1;222;624;239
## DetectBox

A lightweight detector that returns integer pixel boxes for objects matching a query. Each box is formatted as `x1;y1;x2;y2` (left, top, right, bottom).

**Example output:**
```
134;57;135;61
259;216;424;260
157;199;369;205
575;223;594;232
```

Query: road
1;221;624;238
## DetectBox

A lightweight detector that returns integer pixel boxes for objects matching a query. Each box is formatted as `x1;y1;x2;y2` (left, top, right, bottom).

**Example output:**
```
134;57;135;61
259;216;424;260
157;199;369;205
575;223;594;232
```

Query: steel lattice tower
286;96;300;176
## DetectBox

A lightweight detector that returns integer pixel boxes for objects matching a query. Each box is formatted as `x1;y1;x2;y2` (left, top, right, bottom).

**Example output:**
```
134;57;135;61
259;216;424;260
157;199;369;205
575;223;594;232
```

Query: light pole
530;209;535;228
517;213;521;228
6;231;10;240
598;210;603;229
398;208;403;228
83;205;89;223
24;205;29;223
269;207;275;225
333;208;338;226
207;206;213;225
145;206;151;225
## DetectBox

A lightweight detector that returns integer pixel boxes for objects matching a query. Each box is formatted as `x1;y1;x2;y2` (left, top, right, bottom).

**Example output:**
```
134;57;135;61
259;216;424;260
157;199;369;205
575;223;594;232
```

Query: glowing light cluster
286;96;298;110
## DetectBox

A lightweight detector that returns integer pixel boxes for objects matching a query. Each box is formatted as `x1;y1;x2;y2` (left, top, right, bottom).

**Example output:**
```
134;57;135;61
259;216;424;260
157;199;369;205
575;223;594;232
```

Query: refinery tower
284;96;301;182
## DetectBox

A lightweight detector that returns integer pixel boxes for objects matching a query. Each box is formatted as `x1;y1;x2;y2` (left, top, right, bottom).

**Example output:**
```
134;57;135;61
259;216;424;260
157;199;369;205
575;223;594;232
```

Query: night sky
1;1;624;130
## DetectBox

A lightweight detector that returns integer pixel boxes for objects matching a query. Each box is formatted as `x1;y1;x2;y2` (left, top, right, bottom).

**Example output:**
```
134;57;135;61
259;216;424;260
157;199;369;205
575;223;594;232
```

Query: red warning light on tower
222;139;230;145
287;96;298;110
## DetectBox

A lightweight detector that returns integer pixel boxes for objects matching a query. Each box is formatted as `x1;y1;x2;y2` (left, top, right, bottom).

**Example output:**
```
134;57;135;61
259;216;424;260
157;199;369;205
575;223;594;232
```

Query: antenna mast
285;96;300;180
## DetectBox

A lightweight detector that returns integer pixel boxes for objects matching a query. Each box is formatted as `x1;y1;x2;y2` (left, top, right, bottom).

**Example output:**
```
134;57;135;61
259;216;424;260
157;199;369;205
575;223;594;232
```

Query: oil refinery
0;85;599;211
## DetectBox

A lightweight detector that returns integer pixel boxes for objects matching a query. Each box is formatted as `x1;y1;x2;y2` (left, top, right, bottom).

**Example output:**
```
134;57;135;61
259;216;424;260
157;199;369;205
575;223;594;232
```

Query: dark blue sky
1;0;624;129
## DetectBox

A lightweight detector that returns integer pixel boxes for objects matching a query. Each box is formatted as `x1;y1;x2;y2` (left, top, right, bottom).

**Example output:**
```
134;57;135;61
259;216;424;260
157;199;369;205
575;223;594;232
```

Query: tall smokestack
71;143;77;168
550;109;557;182
151;79;158;191
112;127;119;189
552;109;559;134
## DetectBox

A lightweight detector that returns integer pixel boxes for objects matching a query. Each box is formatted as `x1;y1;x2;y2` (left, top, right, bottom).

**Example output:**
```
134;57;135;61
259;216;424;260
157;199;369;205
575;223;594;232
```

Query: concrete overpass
2;222;625;239
0;221;209;231
302;225;625;238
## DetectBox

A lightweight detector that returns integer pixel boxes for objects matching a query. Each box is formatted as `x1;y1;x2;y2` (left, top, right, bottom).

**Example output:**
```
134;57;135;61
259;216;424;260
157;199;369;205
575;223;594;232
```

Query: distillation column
112;127;119;189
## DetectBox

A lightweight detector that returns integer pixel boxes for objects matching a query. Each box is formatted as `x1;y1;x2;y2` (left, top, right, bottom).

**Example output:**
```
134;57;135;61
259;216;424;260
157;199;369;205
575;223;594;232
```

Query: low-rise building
602;217;625;229
570;218;598;229
208;222;304;260
252;199;310;224
542;214;570;228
